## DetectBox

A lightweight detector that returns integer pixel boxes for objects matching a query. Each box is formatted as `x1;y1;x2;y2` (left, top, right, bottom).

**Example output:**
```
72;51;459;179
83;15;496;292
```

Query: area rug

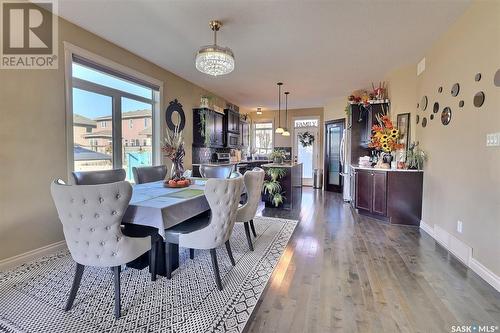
0;217;297;333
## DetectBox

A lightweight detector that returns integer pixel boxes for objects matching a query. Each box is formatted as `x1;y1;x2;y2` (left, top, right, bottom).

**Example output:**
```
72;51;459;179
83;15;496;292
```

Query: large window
254;122;273;155
70;56;160;182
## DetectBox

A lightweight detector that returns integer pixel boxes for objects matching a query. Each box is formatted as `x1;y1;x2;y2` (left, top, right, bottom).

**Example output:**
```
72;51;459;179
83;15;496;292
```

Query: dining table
122;178;211;276
122;178;245;276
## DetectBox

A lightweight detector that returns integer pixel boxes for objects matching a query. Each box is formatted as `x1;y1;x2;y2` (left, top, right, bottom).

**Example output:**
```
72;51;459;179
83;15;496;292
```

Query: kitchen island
261;162;302;210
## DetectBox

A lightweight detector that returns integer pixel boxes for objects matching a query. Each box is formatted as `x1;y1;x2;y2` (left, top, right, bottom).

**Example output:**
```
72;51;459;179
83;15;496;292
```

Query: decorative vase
169;146;185;179
382;153;393;164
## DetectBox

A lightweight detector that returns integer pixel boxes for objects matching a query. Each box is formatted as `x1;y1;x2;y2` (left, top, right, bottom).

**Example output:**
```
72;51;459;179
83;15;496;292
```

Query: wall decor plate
166;99;186;131
451;83;460;97
438;86;443;93
433;102;439;113
473;91;485;108
441;107;452;125
420;96;428;111
422;117;427;127
494;69;500;87
416;114;420;124
459;100;464;108
475;73;482;82
430;114;434;120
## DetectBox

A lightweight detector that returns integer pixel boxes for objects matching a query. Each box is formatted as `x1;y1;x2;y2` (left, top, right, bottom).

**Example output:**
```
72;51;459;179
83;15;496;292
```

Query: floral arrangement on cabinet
368;114;404;168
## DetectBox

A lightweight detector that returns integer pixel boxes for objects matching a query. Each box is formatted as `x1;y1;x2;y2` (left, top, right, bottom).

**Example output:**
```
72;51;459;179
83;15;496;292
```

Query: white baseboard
420;220;499;292
0;240;67;271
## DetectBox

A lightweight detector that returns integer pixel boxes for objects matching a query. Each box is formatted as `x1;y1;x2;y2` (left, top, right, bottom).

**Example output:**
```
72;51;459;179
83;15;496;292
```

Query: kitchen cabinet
240;119;250;148
193;108;224;148
224;109;240;133
354;168;423;225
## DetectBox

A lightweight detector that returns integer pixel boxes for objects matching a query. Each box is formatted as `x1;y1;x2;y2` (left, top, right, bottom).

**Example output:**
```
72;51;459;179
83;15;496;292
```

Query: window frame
64;42;163;181
253;121;274;155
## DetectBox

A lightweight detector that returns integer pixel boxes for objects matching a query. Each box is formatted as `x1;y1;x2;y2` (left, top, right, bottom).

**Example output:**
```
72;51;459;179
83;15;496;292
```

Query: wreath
298;131;315;147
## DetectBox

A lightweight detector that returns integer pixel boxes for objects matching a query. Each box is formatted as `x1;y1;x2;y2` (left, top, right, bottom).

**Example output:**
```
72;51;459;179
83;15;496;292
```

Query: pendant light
282;91;290;136
195;20;235;76
275;82;284;134
256;107;262;115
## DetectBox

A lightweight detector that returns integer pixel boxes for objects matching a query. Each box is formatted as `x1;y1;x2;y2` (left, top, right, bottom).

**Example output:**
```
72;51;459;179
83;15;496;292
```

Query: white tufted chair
163;175;243;290
50;180;152;319
235;168;265;251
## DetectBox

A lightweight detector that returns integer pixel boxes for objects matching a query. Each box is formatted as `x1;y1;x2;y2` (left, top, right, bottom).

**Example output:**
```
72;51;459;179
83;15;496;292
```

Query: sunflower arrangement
368;115;404;153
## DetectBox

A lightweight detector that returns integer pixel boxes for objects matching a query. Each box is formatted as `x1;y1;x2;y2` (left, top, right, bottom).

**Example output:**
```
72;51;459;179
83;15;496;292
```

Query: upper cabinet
240;118;250;148
224;109;240;133
193;108;224;148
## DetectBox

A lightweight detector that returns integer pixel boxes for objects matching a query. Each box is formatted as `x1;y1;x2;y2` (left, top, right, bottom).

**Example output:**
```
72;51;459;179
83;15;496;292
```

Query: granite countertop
192;159;272;166
261;162;303;168
351;165;423;172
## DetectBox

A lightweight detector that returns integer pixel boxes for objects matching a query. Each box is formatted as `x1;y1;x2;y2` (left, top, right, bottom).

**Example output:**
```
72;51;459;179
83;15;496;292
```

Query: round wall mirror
422;117;427;127
473;91;485;108
459;100;464;108
433;102;439;113
475;73;482;82
420;96;428;111
441;107;452;125
416;114;420;124
438;87;443;93
495;69;500;87
451;83;460;97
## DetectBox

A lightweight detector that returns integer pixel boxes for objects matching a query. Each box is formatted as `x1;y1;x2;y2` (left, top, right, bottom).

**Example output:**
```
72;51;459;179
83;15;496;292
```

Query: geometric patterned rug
0;217;297;333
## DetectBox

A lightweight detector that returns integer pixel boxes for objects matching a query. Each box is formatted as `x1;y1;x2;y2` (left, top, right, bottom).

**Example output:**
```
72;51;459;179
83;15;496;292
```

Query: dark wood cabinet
224;109;240;133
213;111;224;147
240;119;250;148
355;168;423;225
193;108;223;148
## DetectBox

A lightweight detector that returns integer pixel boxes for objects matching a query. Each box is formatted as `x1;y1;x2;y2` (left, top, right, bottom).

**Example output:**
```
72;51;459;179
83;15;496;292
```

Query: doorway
293;118;320;186
324;119;345;192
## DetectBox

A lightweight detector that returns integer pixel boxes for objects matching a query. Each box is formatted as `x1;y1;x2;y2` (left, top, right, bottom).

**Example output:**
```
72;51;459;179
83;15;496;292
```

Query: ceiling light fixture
195;20;235;76
275;82;284;134
282;91;290;136
256;107;262;115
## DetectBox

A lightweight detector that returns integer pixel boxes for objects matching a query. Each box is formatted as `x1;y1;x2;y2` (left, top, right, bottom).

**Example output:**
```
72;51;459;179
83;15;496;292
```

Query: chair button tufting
111;211;117;215
86;241;90;246
116;237;122;242
99;197;104;203
116;194;121;199
76;227;80;231
90;228;95;232
80;215;84;220
94;213;100;219
83;199;87;204
100;241;105;246
70;198;74;203
112;252;117;256
105;226;111;230
96;255;100;258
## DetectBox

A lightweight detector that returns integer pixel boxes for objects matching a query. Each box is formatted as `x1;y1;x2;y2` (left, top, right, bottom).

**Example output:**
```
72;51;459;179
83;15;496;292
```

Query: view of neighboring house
73;109;152;175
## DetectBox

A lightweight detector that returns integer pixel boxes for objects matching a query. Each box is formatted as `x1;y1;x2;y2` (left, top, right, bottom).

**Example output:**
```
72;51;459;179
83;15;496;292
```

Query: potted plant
269;149;286;164
405;142;427;170
262;167;287;207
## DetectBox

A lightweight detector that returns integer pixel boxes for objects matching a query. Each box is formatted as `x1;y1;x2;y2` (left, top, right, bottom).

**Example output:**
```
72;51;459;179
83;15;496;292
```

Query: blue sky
72;63;153;119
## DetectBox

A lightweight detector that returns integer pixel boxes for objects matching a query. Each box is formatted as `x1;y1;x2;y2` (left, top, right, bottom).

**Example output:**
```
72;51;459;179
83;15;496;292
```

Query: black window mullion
112;95;123;169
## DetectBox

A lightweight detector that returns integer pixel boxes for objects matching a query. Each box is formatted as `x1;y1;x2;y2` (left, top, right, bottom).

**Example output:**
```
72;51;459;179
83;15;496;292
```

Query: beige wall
249;107;324;166
384;64;417;144
0;15;229;260
413;0;500;276
324;97;347;122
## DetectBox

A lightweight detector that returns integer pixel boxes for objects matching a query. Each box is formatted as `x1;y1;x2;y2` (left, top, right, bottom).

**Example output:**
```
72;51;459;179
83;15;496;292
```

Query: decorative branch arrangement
162;124;185;179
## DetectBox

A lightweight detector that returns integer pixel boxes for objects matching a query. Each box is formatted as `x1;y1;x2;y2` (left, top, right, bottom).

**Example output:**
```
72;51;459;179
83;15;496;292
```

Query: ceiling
57;0;471;111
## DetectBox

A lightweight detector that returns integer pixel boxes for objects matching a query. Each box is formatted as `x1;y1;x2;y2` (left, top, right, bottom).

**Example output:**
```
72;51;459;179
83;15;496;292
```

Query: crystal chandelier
282;91;290;136
195;20;235;76
275;82;284;134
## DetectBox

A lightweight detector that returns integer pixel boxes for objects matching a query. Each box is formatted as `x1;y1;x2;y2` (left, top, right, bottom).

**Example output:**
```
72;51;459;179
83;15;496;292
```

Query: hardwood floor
247;187;500;333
